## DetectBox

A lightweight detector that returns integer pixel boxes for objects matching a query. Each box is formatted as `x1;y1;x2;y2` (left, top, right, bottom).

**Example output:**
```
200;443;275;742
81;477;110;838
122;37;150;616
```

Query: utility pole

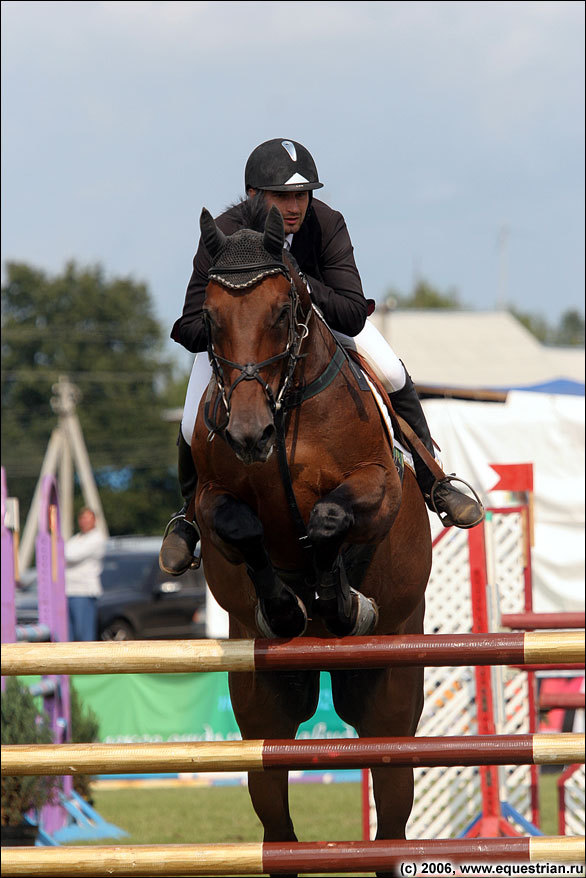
496;224;510;311
18;376;109;573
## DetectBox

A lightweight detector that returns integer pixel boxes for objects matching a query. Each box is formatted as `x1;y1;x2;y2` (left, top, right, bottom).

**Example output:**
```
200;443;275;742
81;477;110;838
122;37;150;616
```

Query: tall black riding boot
159;432;201;575
389;370;484;529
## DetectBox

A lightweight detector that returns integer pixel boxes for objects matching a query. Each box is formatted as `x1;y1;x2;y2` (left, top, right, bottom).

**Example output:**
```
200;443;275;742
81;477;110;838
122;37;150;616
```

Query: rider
160;138;484;575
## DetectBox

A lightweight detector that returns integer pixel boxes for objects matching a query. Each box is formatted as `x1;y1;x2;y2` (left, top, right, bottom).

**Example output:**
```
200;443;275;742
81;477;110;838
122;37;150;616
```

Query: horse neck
287;271;336;388
298;302;337;384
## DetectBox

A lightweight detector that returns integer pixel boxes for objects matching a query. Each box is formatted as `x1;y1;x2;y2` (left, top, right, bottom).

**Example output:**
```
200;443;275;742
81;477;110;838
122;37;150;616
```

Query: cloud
1;1;583;333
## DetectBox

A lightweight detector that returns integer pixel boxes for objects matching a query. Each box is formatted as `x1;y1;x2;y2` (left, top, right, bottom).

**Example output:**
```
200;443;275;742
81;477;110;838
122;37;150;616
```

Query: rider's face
249;189;310;235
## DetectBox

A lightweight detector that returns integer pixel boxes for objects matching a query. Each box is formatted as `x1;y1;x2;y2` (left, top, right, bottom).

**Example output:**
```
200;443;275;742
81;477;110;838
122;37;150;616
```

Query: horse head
200;206;311;465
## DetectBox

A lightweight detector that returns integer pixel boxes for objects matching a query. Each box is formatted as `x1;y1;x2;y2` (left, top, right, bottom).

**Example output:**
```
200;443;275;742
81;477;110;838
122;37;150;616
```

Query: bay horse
191;205;432;868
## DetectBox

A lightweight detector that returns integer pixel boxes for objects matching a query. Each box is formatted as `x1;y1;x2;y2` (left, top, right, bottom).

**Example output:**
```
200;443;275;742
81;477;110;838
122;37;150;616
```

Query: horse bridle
204;273;311;439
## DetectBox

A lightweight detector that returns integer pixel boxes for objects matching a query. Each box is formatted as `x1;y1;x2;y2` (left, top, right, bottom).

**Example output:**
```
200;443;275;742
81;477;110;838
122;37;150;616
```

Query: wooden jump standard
2;631;584;676
2;734;584;776
2;837;585;876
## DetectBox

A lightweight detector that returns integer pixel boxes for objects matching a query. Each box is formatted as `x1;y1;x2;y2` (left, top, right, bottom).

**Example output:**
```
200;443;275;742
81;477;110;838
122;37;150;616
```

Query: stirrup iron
429;474;485;529
162;512;201;570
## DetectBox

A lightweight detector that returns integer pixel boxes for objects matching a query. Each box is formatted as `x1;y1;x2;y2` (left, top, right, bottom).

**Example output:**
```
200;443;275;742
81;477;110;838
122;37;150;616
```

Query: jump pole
540;691;585;711
2;631;583;676
2;837;584;876
2;734;584;776
502;612;586;630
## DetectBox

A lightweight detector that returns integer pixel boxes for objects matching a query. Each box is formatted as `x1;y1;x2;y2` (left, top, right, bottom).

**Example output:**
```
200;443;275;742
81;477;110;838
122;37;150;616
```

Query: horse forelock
225;194;268;233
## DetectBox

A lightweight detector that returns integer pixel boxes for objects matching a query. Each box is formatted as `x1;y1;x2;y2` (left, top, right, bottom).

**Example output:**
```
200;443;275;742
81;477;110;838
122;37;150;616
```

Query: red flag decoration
489;463;534;493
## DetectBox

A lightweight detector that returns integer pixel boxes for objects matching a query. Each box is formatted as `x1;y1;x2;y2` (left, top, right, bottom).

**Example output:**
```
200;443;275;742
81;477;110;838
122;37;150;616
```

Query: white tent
369;309;584;614
422;391;585;613
370;309;585;392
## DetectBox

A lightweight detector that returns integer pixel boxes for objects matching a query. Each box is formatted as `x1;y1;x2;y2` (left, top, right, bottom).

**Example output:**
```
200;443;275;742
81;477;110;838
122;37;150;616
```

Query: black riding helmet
245;139;324;193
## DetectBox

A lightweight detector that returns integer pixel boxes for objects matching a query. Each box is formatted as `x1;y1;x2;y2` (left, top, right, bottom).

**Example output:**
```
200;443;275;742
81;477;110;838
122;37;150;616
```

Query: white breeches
180;317;407;445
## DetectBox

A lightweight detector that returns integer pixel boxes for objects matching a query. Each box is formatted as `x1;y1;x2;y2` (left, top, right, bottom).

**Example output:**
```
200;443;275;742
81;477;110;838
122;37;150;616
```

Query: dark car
15;536;206;641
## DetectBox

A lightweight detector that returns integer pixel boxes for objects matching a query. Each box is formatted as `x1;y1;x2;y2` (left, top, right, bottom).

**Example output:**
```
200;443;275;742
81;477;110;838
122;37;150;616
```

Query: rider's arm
171;210;241;354
294;201;371;338
170;240;210;354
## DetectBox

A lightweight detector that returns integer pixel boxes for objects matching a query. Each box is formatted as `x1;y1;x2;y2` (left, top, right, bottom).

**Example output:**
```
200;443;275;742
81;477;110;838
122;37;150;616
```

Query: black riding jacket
171;198;372;354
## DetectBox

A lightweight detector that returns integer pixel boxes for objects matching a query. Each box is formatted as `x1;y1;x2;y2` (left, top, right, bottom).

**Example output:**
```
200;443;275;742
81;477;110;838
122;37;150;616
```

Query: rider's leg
159;354;212;575
334;320;484;529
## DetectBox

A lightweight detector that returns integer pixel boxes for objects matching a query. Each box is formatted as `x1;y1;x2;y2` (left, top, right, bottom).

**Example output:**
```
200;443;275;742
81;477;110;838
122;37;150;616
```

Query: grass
61;772;578;878
538;769;559;836
79;781;362;846
76;782;368;877
76;770;563;846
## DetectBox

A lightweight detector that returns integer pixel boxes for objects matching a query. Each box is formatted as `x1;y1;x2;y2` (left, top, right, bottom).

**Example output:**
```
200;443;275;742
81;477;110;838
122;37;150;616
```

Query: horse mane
224;194;269;233
282;252;311;311
224;193;315;236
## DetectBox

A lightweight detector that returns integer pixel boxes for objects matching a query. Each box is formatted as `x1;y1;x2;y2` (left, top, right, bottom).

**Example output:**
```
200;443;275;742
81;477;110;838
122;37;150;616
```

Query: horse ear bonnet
263;206;285;258
200;207;226;259
203;206;290;291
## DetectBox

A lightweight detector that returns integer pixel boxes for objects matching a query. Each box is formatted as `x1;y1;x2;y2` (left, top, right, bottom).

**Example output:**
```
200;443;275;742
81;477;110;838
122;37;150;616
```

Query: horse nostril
260;424;276;447
225;422;275;463
224;428;240;452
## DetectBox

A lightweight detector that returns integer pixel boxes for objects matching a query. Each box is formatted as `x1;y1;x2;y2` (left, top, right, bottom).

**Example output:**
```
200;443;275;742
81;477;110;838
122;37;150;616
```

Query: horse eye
203;309;216;329
276;307;289;327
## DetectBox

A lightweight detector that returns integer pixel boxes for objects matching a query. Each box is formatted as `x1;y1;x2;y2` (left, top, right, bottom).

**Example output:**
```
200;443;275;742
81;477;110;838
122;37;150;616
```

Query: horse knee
308;495;354;558
213;495;270;569
213;495;264;545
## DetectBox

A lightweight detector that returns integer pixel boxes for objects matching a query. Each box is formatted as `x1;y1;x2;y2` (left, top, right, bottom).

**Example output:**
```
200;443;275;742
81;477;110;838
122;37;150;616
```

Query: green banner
70;672;357;743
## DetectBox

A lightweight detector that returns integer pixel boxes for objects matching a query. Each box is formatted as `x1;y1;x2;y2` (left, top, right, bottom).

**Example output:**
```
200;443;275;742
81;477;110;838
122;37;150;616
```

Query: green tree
384;280;584;349
507;306;550;344
384;279;463;311
1;261;187;535
508;306;585;347
552;309;585;347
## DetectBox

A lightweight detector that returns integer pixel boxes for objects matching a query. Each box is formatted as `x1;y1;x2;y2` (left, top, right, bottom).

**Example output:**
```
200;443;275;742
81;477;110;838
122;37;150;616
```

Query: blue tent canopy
498;378;585;396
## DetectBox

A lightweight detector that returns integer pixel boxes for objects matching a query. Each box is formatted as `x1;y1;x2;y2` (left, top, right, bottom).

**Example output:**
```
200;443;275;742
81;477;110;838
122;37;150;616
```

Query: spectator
65;507;106;641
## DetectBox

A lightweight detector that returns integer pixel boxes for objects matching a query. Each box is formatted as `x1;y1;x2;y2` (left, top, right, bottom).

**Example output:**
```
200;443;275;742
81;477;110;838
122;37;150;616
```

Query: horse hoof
348;589;379;635
255;595;308;639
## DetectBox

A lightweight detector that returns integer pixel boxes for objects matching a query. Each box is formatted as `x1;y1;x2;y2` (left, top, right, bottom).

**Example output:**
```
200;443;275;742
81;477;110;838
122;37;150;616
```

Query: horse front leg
229;669;320;839
229;665;320;878
199;490;307;638
336;665;425;878
308;464;397;636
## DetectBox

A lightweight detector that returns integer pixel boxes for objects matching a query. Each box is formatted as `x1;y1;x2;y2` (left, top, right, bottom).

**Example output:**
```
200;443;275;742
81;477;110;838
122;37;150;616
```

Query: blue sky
2;1;584;368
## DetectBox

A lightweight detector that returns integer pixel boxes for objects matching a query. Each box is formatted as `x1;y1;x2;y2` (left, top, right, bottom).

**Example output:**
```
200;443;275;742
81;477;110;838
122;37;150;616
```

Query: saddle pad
361;371;415;476
344;347;415;477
